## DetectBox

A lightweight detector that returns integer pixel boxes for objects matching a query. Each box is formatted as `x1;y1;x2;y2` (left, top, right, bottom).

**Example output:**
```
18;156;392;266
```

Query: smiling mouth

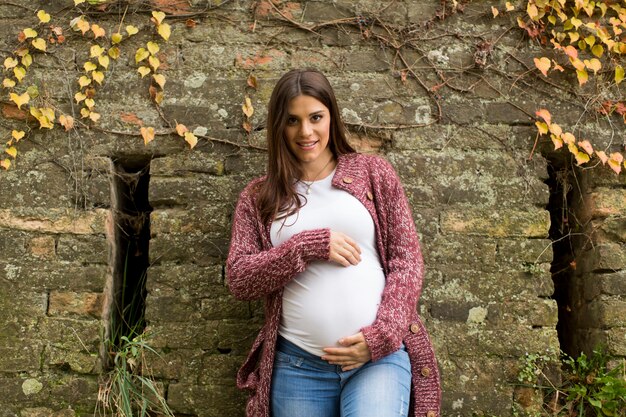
297;140;318;150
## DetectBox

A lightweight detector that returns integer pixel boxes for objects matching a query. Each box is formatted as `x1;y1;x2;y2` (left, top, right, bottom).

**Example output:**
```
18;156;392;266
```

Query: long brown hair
256;69;355;225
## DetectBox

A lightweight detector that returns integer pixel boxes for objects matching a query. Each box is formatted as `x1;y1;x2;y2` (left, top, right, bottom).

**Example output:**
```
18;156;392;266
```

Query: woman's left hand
321;332;371;371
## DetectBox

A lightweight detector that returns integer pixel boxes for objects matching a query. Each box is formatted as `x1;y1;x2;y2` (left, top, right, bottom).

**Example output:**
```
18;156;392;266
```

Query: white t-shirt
270;169;385;357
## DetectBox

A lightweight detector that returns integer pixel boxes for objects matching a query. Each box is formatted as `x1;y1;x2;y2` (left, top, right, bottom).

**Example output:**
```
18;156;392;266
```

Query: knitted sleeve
226;182;331;301
360;157;424;361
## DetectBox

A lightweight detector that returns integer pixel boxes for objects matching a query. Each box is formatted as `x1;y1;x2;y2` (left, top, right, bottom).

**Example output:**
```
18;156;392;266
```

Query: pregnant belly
279;260;385;357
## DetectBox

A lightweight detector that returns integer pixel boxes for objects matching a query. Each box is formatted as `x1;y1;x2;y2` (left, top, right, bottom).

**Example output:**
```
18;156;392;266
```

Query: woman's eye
287;117;298;125
311;114;322;122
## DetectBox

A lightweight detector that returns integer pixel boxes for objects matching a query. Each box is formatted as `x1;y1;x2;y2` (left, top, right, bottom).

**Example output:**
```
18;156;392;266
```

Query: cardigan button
342;177;353;184
366;191;373;200
426;411;437;417
421;367;431;377
409;323;420;334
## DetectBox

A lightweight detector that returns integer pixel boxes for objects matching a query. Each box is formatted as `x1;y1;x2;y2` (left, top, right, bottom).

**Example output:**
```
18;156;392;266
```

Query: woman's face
284;95;333;169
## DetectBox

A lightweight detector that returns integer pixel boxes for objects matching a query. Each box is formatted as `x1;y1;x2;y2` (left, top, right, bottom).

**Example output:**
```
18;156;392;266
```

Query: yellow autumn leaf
585;35;596;47
2;78;16;88
9;92;30;109
112;33;123;44
148;56;160;71
608;153;623;174
6;146;17;158
85;98;95;109
12;130;25;141
90;45;104;58
147;41;160;55
535;108;552;124
616;65;624;84
13;66;26;82
153;74;166;88
184;131;198;149
108;47;120;60
37;10;51;23
84;61;97;72
491;6;499;17
74;0;86;4
175;123;188;136
591;44;604;58
152;11;166;25
31;38;46;52
584;59;601;74
126;25;139;36
505;2;514;11
548;15;556;25
23;28;37;39
595;150;609;164
135;48;149;63
157;23;171;41
552;133;563;149
534;57;551;76
40;107;54;122
154;91;164;105
58;114;74;131
89;112;101;122
561;132;576;145
75;91;86;103
242;96;254;117
91;24;105;38
535;121;549;135
549;123;562;137
78;75;91;87
570;17;582;29
567;142;578;156
568;32;580;43
70;17;90;35
137;66;151;77
1;159;11;170
140;126;155;145
80;107;90;118
98;55;110;69
578;140;593;155
575;151;590;165
4;57;18;69
576;69;588;85
92;71;104;84
21;53;32;68
527;3;539;19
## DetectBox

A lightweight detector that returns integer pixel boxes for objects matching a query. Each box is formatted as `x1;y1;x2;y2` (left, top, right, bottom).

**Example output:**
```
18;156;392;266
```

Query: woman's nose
300;121;313;137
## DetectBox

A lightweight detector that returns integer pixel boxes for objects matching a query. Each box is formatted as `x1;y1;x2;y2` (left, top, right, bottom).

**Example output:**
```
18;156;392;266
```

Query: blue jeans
271;336;411;417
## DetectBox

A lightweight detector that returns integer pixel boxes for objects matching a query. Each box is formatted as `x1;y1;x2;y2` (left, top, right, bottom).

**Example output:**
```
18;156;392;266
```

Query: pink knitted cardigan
227;152;441;417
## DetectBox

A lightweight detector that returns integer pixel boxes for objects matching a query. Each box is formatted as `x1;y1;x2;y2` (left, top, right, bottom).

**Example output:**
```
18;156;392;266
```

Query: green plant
97;332;174;417
515;347;626;416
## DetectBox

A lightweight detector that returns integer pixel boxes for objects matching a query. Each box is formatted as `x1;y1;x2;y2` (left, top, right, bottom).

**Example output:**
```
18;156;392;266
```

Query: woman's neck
300;155;336;182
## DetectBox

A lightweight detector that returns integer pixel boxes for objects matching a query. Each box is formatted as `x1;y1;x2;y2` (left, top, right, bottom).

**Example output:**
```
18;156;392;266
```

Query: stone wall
0;1;624;416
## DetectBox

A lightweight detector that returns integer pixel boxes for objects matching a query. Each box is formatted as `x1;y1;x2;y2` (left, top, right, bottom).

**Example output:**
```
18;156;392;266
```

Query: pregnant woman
226;68;440;417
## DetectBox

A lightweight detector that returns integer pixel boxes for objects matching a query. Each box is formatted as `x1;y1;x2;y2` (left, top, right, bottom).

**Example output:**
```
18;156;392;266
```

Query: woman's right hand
329;230;361;267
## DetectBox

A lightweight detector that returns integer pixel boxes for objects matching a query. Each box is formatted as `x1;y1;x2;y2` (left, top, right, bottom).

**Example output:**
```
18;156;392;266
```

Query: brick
149;175;237;207
38;317;101;353
145;320;219;350
583;299;626;328
147;263;222;297
593;243;626;271
487;299;558;328
151;152;225;176
150;207;231;238
440;206;550;238
0;208;108;235
422;235;497;269
145;295;202;323
0;163;73;209
496;238;553;265
56;235;108;263
478;327;559;357
590;187;626;217
597;217;626;243
48;292;104;319
583;270;626;300
149;233;229;265
168;382;246;417
0;262;108;291
28;236;56;260
144;348;205;382
0;342;43;373
217;320;264;355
